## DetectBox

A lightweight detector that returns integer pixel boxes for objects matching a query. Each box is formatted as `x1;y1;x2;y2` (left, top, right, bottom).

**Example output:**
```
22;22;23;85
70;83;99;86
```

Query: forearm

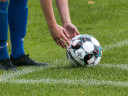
55;0;71;26
40;0;57;28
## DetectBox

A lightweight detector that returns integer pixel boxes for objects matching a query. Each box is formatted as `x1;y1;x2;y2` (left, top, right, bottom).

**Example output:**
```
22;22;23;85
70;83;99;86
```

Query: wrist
63;22;72;27
48;22;58;29
63;20;71;27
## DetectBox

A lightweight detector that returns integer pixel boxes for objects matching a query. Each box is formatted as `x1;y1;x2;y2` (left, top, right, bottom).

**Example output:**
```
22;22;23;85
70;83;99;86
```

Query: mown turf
0;0;128;96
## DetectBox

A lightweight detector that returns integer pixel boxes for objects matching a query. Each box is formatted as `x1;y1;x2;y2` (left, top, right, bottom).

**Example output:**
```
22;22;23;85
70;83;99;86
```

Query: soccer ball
66;34;102;66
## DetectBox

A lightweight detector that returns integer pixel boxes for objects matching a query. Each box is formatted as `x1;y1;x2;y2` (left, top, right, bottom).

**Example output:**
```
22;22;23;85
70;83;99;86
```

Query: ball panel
75;48;86;59
87;56;95;65
91;37;100;46
84;52;94;65
84;36;92;42
94;57;101;65
75;58;85;66
72;40;81;46
71;40;82;49
72;35;81;40
82;42;94;53
67;50;81;66
98;46;102;56
69;48;77;58
67;51;76;66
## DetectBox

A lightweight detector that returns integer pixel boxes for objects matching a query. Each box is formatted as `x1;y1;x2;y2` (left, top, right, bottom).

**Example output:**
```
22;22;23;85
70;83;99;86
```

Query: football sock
8;0;28;58
0;1;9;60
0;40;9;61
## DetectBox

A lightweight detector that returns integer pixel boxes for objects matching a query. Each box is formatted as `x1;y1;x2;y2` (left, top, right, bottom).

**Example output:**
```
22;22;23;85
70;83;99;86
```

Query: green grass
0;0;128;96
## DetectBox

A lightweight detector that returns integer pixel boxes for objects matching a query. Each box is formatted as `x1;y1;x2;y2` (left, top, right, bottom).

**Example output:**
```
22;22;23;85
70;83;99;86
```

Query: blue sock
8;0;28;58
0;1;9;60
0;41;9;60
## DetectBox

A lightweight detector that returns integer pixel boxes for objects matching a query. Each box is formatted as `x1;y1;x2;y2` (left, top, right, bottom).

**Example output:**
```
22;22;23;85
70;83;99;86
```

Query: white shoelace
0;44;8;49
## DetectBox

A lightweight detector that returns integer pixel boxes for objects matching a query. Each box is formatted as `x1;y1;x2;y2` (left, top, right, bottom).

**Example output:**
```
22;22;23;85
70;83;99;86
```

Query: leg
8;0;28;58
0;0;9;60
0;0;16;70
8;0;48;66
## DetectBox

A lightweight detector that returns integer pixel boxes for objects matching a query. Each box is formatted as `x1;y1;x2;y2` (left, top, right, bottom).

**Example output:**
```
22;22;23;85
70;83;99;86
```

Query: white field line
101;64;128;70
102;39;128;51
1;64;128;88
3;78;128;88
1;68;35;81
2;64;128;81
1;66;51;81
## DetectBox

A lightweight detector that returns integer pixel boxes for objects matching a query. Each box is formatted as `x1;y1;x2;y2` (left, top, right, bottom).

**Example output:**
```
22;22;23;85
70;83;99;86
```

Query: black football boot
0;59;17;71
10;54;48;66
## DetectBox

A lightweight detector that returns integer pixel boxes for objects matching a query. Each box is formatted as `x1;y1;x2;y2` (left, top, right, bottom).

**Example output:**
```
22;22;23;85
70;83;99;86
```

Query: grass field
0;0;128;96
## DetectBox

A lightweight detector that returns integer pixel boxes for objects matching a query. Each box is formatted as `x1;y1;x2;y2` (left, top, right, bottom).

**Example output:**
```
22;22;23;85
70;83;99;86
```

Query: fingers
55;39;61;46
60;32;70;48
63;29;70;45
62;35;70;46
53;33;69;49
73;27;80;35
55;37;68;48
68;38;71;41
59;39;67;48
63;28;69;38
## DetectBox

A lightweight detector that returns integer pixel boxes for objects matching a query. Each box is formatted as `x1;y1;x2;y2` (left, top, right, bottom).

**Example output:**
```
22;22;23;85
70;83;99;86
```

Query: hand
49;24;70;48
63;23;80;41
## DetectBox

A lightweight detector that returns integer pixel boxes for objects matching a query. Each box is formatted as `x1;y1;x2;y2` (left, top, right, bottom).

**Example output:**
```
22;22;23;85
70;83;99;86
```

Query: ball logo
68;51;81;66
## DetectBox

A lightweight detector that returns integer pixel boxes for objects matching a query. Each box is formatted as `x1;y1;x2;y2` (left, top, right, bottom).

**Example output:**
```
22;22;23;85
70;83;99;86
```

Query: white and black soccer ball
66;34;102;66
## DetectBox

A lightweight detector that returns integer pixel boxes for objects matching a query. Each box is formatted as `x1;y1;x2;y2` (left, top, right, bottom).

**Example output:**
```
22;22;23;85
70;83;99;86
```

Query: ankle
0;40;9;60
